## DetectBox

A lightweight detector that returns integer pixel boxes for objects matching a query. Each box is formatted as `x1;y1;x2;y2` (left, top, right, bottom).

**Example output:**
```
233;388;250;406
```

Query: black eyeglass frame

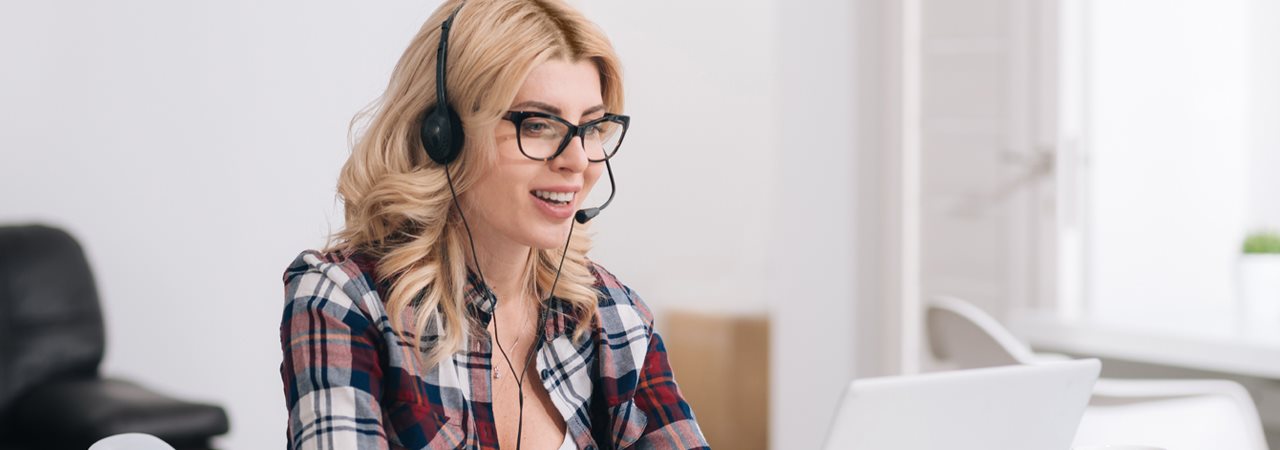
502;111;630;162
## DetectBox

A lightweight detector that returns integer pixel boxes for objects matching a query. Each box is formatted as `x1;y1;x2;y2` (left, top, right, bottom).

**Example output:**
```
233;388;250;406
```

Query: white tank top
557;428;576;450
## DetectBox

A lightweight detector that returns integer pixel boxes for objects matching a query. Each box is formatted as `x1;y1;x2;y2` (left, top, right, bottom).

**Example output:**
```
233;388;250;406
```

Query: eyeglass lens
515;116;624;161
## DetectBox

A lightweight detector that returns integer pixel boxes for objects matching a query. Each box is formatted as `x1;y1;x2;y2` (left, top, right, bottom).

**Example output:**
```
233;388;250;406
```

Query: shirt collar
352;250;579;341
462;266;498;318
463;266;579;341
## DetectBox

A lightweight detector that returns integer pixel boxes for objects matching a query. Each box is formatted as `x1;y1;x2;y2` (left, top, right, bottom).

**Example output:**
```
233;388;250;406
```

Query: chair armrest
9;377;228;449
1091;378;1253;402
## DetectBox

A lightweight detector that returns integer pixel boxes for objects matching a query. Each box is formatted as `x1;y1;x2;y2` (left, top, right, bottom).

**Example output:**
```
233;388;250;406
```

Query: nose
551;133;589;173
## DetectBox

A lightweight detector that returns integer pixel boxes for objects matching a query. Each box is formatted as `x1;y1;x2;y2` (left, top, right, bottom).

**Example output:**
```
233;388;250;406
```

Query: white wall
570;0;779;316
1;2;439;448
2;1;865;448
769;0;861;448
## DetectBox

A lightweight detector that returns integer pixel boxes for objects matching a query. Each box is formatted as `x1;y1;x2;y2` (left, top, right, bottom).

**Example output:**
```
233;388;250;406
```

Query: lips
530;191;575;220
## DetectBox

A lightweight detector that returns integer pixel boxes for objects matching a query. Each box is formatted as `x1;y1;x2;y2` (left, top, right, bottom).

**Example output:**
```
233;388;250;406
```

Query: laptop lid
823;359;1101;450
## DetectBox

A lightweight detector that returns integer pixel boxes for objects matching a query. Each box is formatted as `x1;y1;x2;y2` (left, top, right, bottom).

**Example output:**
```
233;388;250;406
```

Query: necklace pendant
493;365;501;379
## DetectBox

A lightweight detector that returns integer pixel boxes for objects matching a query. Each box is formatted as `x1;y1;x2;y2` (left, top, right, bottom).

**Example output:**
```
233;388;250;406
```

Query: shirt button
541;369;552;379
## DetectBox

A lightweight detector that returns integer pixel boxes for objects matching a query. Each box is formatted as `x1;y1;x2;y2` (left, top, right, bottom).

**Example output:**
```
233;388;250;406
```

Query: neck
463;230;536;314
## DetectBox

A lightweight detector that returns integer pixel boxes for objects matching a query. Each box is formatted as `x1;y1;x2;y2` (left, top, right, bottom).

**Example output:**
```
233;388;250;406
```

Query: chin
524;226;574;250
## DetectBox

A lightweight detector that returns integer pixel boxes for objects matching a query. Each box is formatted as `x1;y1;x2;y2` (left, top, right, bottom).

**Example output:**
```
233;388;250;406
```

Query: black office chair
0;224;229;450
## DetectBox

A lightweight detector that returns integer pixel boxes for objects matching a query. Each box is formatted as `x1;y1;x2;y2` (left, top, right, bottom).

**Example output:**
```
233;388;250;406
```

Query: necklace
493;331;520;379
492;306;534;379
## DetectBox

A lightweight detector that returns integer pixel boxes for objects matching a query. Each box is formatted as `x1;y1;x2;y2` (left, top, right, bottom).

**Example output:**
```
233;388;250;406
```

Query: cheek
469;164;518;209
584;165;605;193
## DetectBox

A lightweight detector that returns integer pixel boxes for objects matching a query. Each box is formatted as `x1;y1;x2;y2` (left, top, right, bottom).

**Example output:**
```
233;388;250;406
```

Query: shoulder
281;249;382;327
584;259;655;332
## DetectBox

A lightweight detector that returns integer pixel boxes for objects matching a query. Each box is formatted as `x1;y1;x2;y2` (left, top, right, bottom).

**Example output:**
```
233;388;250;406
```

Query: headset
416;2;618;449
419;4;465;166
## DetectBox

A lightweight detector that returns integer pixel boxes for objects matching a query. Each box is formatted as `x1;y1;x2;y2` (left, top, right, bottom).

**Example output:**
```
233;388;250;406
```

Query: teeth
533;190;574;203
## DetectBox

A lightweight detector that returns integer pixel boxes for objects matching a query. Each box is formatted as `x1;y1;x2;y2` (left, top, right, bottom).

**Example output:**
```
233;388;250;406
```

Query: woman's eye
521;122;549;136
583;124;603;136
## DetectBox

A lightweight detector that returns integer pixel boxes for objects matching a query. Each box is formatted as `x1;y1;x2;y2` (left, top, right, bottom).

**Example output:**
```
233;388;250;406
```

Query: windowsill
1008;310;1280;380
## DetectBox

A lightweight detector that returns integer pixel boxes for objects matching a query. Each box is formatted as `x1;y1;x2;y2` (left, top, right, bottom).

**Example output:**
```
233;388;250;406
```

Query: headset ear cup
421;106;463;165
446;106;465;158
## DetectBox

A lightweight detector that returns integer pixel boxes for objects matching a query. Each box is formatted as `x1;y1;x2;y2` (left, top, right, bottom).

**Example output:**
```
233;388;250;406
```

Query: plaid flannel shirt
280;249;709;450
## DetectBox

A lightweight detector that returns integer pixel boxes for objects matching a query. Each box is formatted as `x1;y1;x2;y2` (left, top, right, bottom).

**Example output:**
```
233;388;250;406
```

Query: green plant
1243;231;1280;254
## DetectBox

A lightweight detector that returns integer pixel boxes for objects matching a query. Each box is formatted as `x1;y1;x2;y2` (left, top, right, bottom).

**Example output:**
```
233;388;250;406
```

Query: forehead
511;58;603;115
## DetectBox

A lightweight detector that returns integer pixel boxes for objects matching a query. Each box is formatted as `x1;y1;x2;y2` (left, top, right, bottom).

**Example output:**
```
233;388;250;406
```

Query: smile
531;190;574;205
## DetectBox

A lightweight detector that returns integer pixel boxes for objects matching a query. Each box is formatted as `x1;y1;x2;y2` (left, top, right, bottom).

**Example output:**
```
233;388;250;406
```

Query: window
1057;0;1280;332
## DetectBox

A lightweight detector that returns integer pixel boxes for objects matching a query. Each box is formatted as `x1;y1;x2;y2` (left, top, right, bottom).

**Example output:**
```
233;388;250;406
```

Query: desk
1010;311;1280;380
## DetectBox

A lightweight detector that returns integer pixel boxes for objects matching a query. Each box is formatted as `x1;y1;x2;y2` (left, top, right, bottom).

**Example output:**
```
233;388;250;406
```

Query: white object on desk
88;433;176;450
821;359;1100;450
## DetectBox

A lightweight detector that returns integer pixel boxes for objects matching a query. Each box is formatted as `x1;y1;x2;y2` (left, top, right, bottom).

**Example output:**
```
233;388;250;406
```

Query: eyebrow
511;100;607;118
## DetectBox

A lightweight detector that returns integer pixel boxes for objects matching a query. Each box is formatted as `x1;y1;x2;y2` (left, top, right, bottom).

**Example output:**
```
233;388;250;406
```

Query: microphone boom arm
575;158;616;224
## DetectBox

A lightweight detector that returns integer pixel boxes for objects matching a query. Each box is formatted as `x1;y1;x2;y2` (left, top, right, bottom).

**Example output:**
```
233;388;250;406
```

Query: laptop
822;359;1101;450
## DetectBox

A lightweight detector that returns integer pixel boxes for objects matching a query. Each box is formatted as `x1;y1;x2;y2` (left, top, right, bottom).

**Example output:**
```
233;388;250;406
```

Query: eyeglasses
503;111;630;162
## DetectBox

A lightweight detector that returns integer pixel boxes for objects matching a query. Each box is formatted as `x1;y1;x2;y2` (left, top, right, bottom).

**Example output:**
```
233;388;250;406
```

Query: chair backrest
925;295;1036;369
0;224;105;417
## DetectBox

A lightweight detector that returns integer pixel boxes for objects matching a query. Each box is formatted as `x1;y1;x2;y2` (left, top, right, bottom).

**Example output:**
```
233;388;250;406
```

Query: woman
278;1;708;449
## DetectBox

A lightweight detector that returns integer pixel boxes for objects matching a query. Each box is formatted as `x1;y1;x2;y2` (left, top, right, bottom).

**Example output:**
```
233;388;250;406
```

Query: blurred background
2;0;1278;449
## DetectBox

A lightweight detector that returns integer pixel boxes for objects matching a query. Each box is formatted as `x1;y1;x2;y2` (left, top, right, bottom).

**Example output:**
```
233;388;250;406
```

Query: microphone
575;159;616;224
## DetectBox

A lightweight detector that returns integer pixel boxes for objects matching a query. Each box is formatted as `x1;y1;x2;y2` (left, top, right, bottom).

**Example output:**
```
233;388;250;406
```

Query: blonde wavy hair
323;0;624;368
